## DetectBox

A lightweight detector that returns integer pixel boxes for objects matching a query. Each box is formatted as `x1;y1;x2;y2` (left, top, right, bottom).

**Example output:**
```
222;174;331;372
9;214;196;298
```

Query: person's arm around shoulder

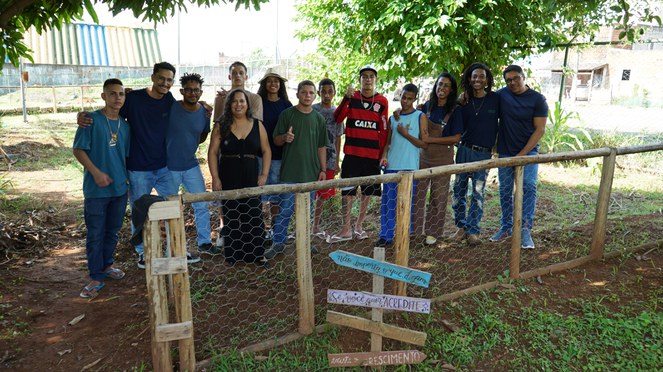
208;125;223;191
517;116;546;156
76;111;93;127
257;121;271;186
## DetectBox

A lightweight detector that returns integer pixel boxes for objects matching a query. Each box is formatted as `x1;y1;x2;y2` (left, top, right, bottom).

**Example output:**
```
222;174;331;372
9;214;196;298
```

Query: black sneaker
264;243;285;260
137;253;145;269
199;243;222;256
187;252;202;264
374;238;392;247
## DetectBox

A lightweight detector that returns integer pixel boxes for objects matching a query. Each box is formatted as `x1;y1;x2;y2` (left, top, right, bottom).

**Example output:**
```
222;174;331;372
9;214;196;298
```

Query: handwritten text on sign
328;350;427;367
329;250;431;288
327;289;431;314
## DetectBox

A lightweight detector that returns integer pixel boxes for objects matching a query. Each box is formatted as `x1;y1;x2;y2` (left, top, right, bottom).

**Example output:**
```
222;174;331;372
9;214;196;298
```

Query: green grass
198;287;661;371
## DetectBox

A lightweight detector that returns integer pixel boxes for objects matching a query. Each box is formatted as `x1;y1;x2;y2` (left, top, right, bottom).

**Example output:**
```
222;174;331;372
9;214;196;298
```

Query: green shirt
274;106;328;183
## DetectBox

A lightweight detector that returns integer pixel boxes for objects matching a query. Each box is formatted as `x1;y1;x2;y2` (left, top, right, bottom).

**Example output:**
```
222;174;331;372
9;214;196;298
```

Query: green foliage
0;0;268;70
295;0;662;89
0;172;13;199
541;101;593;153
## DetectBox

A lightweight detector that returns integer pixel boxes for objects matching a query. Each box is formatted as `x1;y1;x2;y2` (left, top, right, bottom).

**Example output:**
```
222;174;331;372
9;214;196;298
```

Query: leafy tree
0;0;267;70
295;0;662;89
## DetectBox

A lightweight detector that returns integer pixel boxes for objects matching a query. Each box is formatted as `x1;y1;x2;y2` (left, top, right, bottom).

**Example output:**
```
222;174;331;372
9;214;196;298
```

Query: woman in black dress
208;89;271;266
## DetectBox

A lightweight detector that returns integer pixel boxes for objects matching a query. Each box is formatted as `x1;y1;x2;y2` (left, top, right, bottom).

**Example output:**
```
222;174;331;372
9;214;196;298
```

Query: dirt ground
1;140;661;371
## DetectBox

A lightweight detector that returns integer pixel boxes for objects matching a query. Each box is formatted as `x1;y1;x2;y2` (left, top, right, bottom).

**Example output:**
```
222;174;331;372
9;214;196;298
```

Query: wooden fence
144;144;663;370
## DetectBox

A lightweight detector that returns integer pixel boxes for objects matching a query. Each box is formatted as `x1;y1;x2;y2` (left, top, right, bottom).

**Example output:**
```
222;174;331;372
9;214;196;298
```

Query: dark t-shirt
496;87;548;156
120;89;175;171
261;98;293;160
166;103;210;171
458;92;500;148
422;101;463;137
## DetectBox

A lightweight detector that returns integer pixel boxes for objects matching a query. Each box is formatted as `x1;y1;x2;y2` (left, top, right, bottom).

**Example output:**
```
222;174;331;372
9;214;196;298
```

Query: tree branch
0;0;37;29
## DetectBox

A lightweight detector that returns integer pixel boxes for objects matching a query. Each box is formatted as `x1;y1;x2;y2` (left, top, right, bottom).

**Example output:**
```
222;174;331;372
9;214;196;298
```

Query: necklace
103;109;121;147
360;93;375;110
471;96;485;116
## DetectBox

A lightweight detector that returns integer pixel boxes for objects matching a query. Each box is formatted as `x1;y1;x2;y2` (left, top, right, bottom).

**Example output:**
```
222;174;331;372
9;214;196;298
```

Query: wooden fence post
170;199;195;371
296;192;315;335
510;166;524;279
145;219;171;371
371;247;385;353
590;148;617;259
144;200;196;372
51;87;57;113
394;171;414;296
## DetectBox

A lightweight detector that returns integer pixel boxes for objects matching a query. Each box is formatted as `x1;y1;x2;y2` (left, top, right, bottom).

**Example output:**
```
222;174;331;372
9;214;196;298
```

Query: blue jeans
84;194;128;281
170;165;211;246
129;167;177;255
497;151;539;232
272;184;315;245
258;158;282;203
452;145;492;235
379;170;416;242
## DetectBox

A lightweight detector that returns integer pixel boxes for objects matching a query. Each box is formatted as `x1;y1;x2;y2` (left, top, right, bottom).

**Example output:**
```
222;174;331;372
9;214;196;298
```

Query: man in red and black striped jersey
327;65;389;243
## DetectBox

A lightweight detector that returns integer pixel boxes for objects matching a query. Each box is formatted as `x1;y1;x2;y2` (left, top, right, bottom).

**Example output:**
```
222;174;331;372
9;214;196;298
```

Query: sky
84;0;316;65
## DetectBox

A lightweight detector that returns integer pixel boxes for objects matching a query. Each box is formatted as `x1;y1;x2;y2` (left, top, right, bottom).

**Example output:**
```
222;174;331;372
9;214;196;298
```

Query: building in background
544;25;663;106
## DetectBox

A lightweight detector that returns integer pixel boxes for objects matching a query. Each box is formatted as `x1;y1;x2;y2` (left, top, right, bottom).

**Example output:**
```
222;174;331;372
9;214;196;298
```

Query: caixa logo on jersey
354;120;377;129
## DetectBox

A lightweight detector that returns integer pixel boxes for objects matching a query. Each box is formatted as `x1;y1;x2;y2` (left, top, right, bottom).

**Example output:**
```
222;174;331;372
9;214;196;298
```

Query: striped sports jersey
334;91;389;159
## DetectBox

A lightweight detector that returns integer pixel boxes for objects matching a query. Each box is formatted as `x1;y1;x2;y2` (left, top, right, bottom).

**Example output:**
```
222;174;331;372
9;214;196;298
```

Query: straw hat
258;67;287;83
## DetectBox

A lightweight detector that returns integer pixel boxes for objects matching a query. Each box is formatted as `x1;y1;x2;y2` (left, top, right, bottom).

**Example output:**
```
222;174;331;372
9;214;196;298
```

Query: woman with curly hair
412;72;463;245
208;89;271;266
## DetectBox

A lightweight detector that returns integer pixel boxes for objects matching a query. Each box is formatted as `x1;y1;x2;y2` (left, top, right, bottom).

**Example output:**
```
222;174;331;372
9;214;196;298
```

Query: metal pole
558;44;570;104
19;58;28;122
176;10;181;76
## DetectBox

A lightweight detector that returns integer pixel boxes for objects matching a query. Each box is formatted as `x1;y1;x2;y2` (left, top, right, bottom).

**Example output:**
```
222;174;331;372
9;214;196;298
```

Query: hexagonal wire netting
172;145;662;361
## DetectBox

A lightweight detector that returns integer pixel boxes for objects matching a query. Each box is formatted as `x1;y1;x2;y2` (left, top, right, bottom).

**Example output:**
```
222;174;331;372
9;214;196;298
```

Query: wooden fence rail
148;144;662;370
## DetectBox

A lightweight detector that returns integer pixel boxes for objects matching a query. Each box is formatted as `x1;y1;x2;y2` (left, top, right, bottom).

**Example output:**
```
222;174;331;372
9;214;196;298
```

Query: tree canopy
295;0;662;89
0;0;267;69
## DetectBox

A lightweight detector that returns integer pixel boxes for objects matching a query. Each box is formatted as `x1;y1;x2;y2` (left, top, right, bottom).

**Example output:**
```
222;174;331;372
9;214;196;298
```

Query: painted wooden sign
326;311;427;346
328;250;431;288
328;350;427;367
327;289;431;314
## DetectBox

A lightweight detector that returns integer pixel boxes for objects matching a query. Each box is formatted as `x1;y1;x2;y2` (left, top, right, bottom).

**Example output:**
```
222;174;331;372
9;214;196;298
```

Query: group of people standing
72;59;547;300
374;63;548;250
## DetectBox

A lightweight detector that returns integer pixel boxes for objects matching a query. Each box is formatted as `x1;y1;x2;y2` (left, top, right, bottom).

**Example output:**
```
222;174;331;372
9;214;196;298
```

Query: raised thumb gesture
285;126;295;143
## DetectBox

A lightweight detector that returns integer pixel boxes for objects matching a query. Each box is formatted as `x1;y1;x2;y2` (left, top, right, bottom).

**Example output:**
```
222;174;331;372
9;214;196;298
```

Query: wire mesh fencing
163;144;663;363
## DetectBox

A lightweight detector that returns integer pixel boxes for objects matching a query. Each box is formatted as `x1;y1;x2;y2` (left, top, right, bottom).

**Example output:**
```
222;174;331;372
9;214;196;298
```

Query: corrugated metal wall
22;23;161;67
